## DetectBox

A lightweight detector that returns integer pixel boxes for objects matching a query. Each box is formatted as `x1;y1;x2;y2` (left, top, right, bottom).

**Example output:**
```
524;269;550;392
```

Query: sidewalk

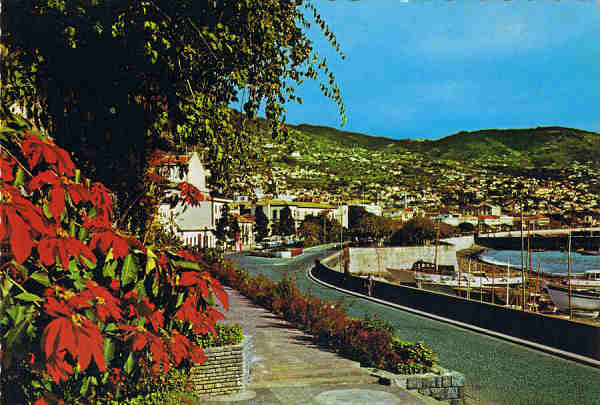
199;287;439;405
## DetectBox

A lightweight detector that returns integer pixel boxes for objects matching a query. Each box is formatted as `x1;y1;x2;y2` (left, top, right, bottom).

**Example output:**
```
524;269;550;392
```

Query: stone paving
197;287;436;405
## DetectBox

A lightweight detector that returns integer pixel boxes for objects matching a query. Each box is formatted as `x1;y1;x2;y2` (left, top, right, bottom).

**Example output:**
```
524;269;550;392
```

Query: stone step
250;363;378;384
249;373;379;389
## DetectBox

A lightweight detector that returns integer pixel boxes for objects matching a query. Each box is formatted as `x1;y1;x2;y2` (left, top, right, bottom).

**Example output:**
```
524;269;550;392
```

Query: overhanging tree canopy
1;0;346;234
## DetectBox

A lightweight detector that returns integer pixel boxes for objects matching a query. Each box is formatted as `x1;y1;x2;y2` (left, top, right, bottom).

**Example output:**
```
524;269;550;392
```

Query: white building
157;152;243;249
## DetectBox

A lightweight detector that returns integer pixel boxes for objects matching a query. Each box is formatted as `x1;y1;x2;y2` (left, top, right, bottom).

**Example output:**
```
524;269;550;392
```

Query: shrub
392;337;439;375
196;323;243;348
0;112;229;404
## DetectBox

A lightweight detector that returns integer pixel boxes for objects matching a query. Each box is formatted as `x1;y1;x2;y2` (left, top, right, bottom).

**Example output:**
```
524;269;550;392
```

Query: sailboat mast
568;230;572;319
520;200;526;311
434;210;441;274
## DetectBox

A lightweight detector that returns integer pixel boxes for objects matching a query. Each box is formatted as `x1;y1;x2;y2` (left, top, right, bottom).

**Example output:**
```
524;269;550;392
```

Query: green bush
392;337;439;375
196;323;244;348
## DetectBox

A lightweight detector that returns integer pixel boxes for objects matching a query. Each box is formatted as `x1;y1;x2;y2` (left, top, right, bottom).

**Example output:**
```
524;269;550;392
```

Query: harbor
229;247;600;405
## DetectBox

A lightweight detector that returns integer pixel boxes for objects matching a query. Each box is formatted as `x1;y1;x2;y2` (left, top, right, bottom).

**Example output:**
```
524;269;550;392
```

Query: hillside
226;115;600;208
286;124;600;168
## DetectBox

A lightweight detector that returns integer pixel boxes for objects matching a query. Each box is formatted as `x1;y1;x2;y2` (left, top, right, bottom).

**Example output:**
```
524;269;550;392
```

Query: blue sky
277;1;600;140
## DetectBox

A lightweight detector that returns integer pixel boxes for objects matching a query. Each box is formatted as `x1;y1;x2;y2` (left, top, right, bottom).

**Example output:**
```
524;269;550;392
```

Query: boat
414;270;522;288
562;270;600;288
541;280;600;316
580;250;600;256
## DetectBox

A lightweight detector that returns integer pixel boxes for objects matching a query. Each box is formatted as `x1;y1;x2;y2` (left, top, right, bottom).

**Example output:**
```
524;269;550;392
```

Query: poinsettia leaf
102;260;117;278
69;220;76;237
152;273;159;296
124;352;135;374
103;337;115;364
15;292;43;303
77;226;88;241
135;280;146;299
172;260;201;271
104;323;118;333
146;247;156;274
6;305;24;324
176;292;184;308
80;376;90;396
12;167;25;188
80;255;96;269
121;254;137;286
73;278;86;292
6;317;29;349
68;258;78;272
210;278;229;312
42;202;52;220
9;211;34;264
30;271;50;287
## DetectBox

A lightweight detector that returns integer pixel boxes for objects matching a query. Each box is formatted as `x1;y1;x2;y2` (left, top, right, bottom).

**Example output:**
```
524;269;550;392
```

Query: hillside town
159;138;600;251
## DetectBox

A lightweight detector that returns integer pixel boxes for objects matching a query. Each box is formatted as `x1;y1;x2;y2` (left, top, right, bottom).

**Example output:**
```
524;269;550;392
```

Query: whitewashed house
157;152;236;249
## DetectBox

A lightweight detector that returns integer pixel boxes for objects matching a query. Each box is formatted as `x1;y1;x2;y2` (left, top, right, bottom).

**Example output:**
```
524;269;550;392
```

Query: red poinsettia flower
78;280;122;322
0;154;15;182
133;297;164;332
169;330;207;366
109;279;120;291
175;293;224;336
88;182;114;220
0;185;52;264
178;271;229;311
22;133;75;177
176;182;208;207
88;229;141;260
28;170;67;220
65;182;91;205
41;296;106;382
118;324;170;373
38;228;97;269
81;212;112;231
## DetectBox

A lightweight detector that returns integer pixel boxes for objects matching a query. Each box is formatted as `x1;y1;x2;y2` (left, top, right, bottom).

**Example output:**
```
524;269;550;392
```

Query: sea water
479;248;600;275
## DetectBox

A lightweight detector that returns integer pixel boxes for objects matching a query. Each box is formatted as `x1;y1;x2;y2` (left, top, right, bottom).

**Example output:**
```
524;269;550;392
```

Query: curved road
229;247;600;405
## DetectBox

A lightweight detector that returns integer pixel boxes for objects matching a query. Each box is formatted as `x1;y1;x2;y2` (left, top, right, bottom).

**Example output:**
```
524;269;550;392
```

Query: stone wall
348;246;458;275
371;366;465;405
190;335;253;396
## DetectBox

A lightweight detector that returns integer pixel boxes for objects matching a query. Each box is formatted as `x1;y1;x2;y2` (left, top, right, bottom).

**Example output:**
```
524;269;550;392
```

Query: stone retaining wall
371;366;465;405
190;335;253;396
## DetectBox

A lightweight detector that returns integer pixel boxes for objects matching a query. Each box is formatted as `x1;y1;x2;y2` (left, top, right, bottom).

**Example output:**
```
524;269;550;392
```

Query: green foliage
215;204;240;245
298;213;342;247
354;214;394;243
196;323;243;348
279;206;296;236
2;0;346;237
254;206;269;242
392;338;439;375
389;216;437;246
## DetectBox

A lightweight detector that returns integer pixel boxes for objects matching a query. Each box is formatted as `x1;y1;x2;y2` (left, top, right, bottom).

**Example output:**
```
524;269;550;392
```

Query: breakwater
476;232;600;251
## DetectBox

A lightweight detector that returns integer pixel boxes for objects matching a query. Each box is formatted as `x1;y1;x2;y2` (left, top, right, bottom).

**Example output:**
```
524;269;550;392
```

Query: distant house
236;199;349;233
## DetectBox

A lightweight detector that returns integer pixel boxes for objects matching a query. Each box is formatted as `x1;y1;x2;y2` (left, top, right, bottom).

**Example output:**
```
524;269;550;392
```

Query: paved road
229;247;600;405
